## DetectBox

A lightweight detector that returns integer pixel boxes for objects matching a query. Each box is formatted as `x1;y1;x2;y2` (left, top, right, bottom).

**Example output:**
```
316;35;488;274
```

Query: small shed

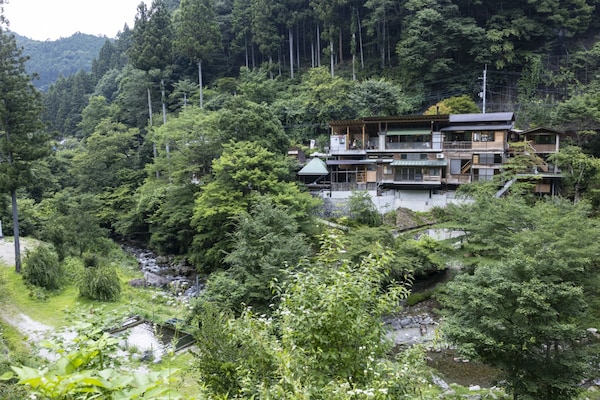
298;158;329;190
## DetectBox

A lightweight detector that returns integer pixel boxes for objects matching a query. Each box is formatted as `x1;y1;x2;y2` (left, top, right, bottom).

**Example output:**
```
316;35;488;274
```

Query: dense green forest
31;0;600;266
3;0;600;398
13;33;107;91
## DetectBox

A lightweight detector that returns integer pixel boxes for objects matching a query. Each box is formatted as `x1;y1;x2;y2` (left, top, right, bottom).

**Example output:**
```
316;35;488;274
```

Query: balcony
386;142;432;150
443;141;472;150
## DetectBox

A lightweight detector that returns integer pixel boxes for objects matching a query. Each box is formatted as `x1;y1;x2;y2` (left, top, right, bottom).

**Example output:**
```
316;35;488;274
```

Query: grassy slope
0;238;202;397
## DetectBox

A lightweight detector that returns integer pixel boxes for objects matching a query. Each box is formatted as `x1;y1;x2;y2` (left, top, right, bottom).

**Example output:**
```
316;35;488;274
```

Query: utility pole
479;64;487;113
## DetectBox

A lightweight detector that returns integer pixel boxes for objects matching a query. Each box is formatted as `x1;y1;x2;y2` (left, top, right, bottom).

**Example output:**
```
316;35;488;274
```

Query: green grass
0;321;30;361
0;238;204;396
0;258;148;327
0;263;79;326
151;350;201;398
0;241;191;328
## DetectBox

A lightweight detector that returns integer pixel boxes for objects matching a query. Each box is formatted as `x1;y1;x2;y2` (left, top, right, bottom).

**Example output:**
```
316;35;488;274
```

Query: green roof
298;158;329;175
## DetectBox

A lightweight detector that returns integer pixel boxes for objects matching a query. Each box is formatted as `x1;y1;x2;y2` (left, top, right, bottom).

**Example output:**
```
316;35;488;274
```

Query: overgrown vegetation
22;245;64;290
78;264;121;302
3;0;600;398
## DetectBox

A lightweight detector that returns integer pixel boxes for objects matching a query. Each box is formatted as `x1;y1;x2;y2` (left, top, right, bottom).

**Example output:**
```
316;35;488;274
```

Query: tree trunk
161;79;167;125
352;46;356;80
338;29;343;64
147;87;159;178
11;189;21;273
161;78;171;182
380;20;385;70
330;39;335;77
198;60;204;109
317;25;321;67
296;23;300;71
289;27;294;79
244;34;249;68
357;10;364;69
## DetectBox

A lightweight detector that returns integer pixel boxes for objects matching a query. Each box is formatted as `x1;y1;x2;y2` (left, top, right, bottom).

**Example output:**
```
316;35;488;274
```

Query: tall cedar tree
174;0;222;109
0;27;46;272
128;0;173;73
128;0;174;168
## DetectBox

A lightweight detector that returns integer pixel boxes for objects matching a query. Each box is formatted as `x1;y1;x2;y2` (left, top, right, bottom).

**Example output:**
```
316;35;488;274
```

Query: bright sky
3;0;150;41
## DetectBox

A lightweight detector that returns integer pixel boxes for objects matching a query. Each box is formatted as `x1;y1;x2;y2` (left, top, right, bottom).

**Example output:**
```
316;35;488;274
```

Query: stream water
122;244;203;298
121;235;500;385
109;316;196;362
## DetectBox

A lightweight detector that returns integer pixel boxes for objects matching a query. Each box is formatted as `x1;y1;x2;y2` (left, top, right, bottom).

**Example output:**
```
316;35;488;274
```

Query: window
474;153;503;164
480;154;493;164
397;167;422;181
450;159;471;174
482;132;494;142
473;131;494;142
400;153;428;160
474;168;494;181
384;166;393;175
533;135;556;144
429;168;441;176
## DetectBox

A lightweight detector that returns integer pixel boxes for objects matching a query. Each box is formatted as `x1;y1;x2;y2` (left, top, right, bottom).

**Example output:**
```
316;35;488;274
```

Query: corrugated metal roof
441;124;513;132
386;129;431;135
519;127;566;136
449;112;514;123
390;160;448;167
298;158;329;175
326;159;377;165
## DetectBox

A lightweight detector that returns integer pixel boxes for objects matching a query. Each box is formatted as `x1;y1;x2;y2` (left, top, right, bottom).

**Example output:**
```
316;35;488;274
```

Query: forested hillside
4;0;600;398
39;0;600;138
25;0;600;291
13;33;107;91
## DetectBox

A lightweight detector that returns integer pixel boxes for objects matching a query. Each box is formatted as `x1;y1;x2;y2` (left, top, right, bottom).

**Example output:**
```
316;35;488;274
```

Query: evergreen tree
0;27;47;273
174;0;222;109
128;0;174;165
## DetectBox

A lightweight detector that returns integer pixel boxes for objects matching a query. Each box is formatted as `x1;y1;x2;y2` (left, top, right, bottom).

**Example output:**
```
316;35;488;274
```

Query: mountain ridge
11;32;108;91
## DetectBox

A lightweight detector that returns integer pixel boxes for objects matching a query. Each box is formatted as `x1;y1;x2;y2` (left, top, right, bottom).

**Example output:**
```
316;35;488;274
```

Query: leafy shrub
27;286;49;301
22;245;64;290
348;190;382;226
78;264;121;302
62;256;85;285
8;327;179;398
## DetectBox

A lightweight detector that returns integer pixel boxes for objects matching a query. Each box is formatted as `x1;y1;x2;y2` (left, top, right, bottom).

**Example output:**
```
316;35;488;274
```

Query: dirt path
2;304;52;342
0;237;34;267
0;238;17;266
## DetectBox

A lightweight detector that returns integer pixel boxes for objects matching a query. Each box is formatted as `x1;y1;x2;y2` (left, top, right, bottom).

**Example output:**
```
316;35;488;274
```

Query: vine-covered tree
424;95;480;115
191;141;319;271
250;0;281;75
396;0;483;90
548;144;600;203
200;196;311;313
